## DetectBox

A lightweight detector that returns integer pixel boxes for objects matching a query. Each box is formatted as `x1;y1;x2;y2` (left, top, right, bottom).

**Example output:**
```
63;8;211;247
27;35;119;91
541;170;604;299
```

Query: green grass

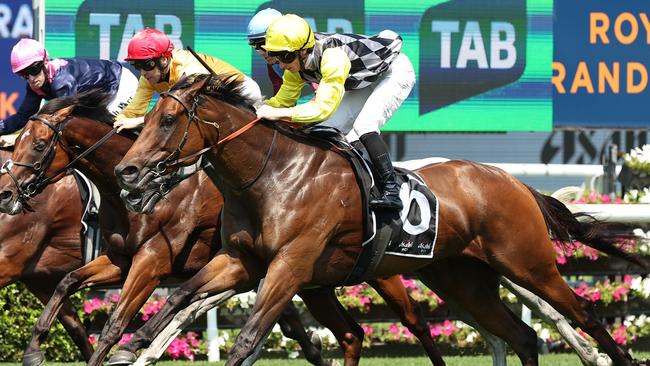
3;352;650;365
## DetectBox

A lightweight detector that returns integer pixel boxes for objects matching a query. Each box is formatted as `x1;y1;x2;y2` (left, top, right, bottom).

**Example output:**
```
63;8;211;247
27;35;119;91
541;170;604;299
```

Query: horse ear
53;105;75;120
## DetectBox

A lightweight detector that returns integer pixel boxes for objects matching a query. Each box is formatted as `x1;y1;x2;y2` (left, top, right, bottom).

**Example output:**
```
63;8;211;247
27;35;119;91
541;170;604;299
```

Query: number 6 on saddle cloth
282;124;439;285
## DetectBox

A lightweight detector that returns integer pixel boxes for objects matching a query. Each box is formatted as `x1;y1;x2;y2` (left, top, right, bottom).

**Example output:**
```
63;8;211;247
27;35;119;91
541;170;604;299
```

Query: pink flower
624;275;633;286
601;194;611;204
614;197;623;204
119;333;133;346
402;327;414;339
430;324;442;337
400;276;419;290
388;324;401;337
612;325;627;345
588;192;598;203
359;296;371;305
576;196;586;204
361;324;374;336
88;335;96;345
442;320;458;336
556;255;567;265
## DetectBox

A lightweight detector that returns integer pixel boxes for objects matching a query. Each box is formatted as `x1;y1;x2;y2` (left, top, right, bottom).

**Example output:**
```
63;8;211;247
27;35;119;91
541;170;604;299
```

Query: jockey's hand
256;104;291;121
114;117;144;132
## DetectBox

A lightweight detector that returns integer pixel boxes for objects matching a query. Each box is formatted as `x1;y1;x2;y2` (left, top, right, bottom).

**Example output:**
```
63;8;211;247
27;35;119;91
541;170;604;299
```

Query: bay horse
0;91;446;366
113;73;643;366
0;148;94;361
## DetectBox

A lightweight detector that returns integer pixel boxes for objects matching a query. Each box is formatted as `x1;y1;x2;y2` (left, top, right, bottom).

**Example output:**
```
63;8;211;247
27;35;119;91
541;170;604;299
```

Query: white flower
533;323;542;331
540;329;551;341
465;331;477;343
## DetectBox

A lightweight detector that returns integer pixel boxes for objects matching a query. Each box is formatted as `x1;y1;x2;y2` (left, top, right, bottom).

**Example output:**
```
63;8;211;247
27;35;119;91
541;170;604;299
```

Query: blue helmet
247;8;282;41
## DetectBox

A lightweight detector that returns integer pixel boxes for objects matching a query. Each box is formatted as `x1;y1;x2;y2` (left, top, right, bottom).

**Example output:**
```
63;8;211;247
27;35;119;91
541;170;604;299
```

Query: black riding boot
359;132;403;211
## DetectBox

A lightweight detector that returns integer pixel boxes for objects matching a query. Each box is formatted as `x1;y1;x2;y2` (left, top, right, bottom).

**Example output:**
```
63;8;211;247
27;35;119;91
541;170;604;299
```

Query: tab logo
419;0;526;114
75;0;194;61
250;0;364;96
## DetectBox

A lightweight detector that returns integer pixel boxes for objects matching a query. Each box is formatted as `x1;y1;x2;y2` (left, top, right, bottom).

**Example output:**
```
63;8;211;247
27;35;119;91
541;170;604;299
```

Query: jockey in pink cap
1;38;139;137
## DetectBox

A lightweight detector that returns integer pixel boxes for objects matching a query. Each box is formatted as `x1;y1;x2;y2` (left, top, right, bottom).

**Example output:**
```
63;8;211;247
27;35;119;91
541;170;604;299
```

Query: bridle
2;115;116;203
154;86;276;191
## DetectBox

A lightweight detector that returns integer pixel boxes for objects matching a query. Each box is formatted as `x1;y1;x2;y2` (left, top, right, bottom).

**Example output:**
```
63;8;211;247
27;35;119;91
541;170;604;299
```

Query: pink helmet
11;38;48;73
125;28;174;61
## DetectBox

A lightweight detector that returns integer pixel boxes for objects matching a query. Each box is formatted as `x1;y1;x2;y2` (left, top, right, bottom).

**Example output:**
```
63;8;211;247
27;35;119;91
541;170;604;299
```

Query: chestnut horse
0;91;445;366
0;148;94;361
113;74;643;366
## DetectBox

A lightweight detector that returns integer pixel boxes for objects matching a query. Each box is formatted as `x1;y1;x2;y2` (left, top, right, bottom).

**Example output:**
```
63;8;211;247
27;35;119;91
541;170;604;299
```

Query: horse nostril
116;164;140;184
0;190;13;203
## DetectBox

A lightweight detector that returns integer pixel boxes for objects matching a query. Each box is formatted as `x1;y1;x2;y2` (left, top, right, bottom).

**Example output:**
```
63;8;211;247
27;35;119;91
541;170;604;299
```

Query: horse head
0;88;167;215
0;104;76;214
115;73;259;196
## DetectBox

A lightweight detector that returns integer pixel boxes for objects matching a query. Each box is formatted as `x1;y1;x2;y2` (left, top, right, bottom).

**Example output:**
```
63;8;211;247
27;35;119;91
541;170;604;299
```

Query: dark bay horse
113;74;643;366
0;92;446;366
0;149;94;361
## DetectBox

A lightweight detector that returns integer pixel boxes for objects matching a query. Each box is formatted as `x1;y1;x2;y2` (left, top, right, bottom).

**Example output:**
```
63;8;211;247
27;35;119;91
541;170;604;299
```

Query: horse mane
38;88;115;125
170;73;256;113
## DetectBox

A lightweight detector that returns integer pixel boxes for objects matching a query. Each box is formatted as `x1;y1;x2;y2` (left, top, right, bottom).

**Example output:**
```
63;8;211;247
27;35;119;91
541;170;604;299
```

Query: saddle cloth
71;169;103;264
281;124;440;285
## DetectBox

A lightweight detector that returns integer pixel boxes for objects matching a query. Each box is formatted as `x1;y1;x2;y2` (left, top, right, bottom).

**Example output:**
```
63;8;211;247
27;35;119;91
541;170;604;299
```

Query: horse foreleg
501;278;613;366
88;252;164;366
276;301;334;366
227;255;309;366
117;251;258;359
23;254;125;366
299;287;362;366
368;276;446;366
24;280;94;362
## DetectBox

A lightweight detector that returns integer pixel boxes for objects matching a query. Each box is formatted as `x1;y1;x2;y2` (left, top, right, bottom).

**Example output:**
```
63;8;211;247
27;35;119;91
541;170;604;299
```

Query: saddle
275;123;440;285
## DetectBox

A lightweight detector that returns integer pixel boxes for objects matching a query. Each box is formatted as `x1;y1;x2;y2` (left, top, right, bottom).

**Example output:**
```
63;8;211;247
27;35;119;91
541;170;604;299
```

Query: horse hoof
107;350;137;366
22;351;44;366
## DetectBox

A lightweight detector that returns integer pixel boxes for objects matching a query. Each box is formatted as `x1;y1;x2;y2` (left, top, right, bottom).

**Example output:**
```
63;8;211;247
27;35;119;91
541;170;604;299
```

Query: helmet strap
156;57;171;82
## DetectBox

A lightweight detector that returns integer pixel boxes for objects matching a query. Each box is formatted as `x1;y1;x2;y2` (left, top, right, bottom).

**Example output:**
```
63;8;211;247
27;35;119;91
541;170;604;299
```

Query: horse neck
64;116;132;200
200;99;332;202
200;100;282;197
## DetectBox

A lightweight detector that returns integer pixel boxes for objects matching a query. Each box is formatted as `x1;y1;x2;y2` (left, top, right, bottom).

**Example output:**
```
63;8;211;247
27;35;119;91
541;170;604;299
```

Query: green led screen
45;0;552;131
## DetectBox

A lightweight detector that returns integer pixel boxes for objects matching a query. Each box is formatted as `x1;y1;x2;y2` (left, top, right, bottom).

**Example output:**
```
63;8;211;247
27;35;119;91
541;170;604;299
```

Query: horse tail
524;184;646;269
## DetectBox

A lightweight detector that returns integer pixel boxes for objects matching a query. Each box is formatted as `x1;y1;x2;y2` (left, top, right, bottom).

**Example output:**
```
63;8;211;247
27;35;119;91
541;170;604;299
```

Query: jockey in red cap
114;28;262;132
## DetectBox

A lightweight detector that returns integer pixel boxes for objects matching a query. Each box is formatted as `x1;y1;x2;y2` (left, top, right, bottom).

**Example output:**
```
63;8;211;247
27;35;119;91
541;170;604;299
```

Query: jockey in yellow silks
256;14;416;211
114;28;262;132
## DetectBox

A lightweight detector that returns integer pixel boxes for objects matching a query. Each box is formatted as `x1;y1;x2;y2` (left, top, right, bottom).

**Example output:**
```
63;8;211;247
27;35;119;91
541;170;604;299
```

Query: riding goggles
267;50;298;63
248;39;265;51
129;58;157;71
17;61;44;79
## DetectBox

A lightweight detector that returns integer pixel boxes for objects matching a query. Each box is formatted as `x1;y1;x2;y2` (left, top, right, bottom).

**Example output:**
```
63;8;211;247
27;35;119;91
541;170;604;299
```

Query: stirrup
370;195;403;210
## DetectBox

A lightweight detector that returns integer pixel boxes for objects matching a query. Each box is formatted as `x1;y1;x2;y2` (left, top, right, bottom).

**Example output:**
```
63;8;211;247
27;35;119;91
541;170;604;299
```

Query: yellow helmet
263;14;315;52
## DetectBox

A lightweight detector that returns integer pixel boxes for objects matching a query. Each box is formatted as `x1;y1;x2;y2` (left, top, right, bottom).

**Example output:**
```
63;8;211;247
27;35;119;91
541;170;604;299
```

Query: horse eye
33;139;47;152
161;115;175;127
